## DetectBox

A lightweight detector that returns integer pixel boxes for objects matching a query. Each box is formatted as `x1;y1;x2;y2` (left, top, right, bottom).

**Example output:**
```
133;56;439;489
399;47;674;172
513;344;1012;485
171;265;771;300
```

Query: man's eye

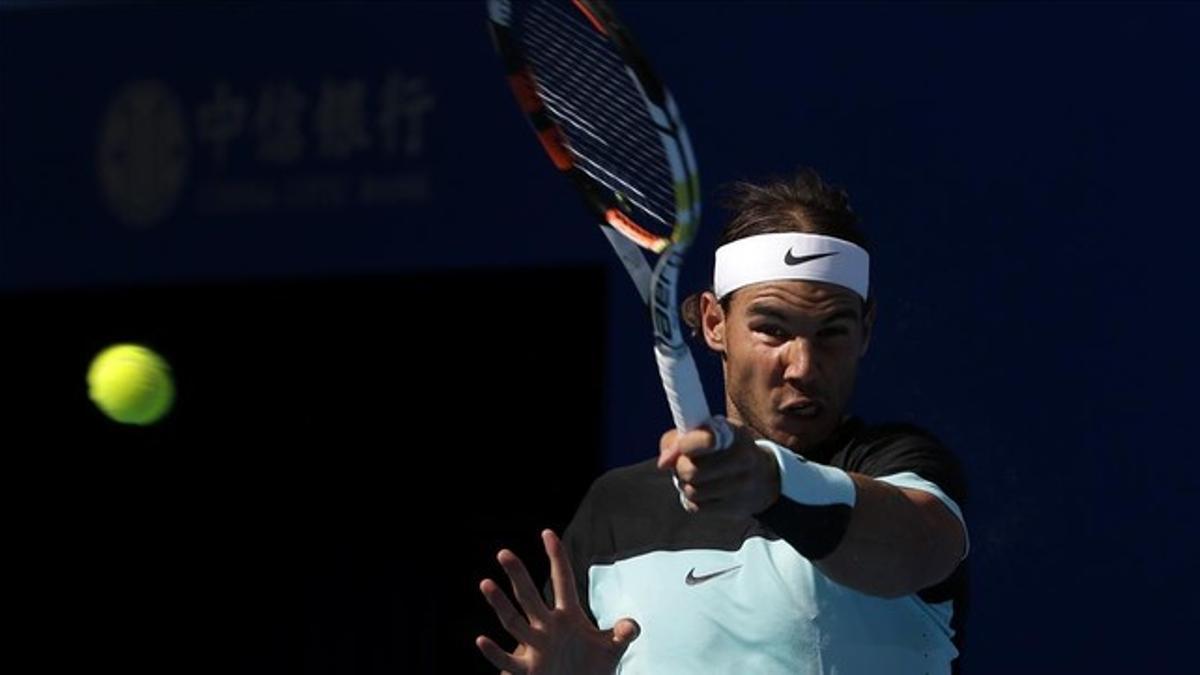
818;325;850;339
753;324;788;339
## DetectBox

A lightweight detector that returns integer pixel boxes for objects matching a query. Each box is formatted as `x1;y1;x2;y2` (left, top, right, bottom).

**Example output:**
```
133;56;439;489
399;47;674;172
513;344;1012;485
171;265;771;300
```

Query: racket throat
650;247;686;348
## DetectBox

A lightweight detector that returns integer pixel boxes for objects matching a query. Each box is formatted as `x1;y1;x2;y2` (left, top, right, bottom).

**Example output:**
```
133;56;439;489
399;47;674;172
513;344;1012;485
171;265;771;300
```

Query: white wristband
757;439;856;507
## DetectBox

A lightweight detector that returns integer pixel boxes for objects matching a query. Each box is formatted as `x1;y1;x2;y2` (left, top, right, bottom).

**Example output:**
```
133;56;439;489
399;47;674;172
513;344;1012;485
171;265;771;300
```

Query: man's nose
782;337;815;383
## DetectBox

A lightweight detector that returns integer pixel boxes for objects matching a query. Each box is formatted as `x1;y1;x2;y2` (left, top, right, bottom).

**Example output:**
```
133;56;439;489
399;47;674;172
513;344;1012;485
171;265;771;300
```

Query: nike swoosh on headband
783;250;839;266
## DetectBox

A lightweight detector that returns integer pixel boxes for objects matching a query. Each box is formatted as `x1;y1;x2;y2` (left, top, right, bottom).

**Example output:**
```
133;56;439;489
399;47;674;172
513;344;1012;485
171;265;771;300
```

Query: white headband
714;232;870;300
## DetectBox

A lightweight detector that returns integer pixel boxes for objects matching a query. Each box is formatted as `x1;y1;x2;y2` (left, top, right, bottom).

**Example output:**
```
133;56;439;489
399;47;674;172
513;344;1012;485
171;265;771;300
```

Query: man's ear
701;292;726;355
860;298;876;358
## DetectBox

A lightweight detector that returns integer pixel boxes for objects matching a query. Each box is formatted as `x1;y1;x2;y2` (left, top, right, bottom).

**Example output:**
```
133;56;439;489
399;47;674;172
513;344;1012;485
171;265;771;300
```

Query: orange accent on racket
606;208;668;252
572;0;607;36
538;127;574;170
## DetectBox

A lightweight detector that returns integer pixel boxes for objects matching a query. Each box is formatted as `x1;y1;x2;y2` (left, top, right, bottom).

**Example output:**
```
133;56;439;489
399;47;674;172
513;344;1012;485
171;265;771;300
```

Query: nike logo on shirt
685;565;743;586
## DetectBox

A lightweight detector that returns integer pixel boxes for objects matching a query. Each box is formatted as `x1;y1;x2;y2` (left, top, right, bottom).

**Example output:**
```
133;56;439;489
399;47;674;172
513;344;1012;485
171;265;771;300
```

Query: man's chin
769;415;837;451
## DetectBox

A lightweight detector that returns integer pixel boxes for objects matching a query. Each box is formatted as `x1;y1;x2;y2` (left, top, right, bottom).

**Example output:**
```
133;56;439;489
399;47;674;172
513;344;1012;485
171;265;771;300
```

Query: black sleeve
844;423;968;509
841;424;969;603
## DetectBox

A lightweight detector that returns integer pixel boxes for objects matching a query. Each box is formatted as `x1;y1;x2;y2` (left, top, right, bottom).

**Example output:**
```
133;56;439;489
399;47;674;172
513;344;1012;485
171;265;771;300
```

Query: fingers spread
479;578;534;644
475;635;521;673
542;529;580;611
498;549;549;625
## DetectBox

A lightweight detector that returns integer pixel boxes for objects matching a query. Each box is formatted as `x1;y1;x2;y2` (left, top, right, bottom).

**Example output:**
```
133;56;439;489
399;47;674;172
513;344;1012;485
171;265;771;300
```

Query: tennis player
477;169;969;675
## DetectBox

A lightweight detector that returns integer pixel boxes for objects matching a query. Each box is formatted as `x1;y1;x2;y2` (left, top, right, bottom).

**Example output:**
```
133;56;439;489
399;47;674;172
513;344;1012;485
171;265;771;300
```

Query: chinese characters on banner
97;71;436;228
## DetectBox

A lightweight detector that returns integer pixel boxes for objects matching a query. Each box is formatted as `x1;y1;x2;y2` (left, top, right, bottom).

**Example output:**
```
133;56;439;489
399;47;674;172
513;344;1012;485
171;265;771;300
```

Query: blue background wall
3;2;1198;672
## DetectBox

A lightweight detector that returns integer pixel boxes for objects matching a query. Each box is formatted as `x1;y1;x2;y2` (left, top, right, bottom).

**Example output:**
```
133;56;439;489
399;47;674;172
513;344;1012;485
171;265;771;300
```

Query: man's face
702;280;874;451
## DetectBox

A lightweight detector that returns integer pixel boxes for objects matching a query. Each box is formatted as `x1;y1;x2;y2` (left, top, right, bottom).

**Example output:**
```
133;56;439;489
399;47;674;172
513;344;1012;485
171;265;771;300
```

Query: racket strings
524;6;670;178
521;0;676;232
524;4;665;158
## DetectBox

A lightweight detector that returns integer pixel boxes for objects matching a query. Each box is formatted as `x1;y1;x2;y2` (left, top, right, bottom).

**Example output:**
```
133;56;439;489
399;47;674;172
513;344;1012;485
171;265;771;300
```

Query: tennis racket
487;0;729;448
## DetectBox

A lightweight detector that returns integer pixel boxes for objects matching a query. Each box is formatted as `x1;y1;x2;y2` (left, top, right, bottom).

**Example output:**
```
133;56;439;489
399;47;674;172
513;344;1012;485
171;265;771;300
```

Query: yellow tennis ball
87;343;175;425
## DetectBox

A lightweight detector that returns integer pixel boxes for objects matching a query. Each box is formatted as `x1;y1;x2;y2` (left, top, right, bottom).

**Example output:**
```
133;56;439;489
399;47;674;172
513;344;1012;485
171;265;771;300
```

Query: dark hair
682;167;871;331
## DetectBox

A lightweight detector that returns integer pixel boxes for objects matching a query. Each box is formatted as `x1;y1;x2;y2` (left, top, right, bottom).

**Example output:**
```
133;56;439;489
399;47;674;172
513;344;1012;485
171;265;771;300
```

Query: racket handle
654;344;708;429
654;344;732;451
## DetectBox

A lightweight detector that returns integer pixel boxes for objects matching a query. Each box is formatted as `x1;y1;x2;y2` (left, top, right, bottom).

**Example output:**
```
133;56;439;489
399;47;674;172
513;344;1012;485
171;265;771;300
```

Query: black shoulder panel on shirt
832;421;968;508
